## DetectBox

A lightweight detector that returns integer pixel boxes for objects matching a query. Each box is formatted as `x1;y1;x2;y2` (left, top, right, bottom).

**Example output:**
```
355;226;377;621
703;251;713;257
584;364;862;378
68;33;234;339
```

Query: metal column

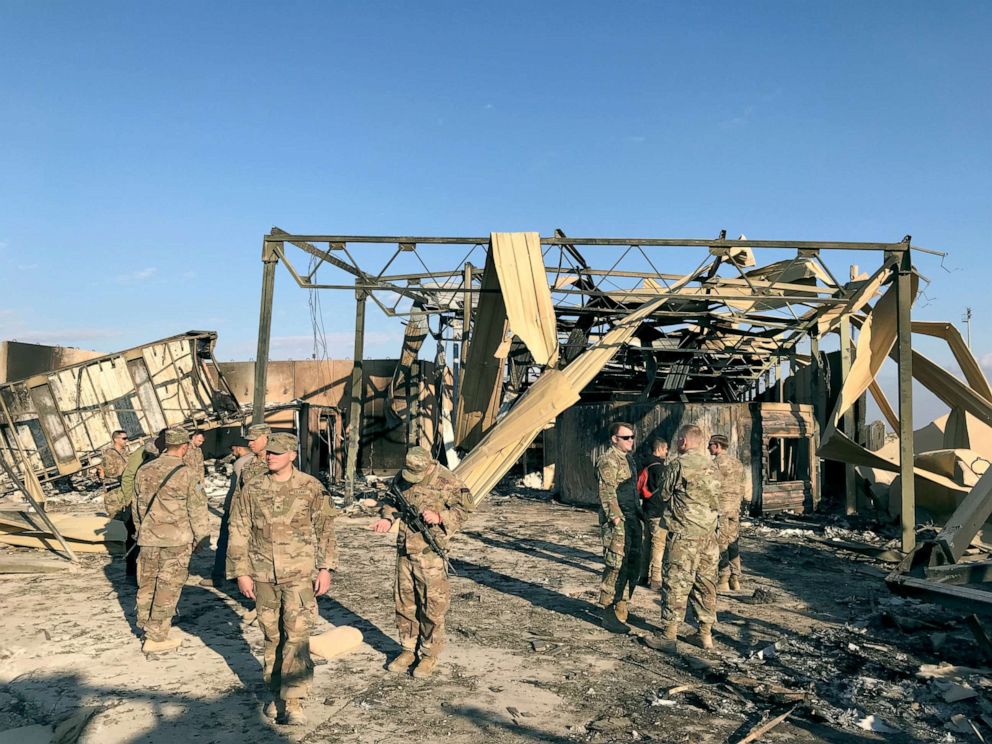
840;316;857;514
895;241;916;552
252;240;279;425
344;284;368;501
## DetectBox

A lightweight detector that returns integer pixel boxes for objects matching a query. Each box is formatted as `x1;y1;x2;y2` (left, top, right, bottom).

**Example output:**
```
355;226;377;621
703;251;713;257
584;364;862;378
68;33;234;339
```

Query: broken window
766;436;803;482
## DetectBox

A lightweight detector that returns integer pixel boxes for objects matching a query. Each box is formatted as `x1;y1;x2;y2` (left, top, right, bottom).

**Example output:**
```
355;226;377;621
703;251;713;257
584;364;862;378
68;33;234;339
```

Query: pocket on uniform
604;550;624;569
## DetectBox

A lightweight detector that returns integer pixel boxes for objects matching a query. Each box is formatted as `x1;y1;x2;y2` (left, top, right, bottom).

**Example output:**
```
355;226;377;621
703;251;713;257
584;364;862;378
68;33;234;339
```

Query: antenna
963;307;973;350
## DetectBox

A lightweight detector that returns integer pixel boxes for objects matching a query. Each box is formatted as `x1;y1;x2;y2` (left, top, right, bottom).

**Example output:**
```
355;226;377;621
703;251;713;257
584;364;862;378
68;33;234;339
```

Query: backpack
637;466;652;499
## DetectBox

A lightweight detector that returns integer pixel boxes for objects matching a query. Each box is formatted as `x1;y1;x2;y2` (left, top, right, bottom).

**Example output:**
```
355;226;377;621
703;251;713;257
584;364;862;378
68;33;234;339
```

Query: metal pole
839;316;857;515
895;242;916;552
809;333;824;506
252;240;279;425
344;284;367;501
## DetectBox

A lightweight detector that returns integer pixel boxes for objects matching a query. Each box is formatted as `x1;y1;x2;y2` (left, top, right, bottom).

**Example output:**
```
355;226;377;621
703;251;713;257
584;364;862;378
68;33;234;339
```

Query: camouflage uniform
133;433;209;643
100;445;130;516
183;444;205;487
119;441;160;577
212;451;258;583
659;450;721;628
226;442;337;703
713;451;745;582
382;451;472;659
596;446;642;610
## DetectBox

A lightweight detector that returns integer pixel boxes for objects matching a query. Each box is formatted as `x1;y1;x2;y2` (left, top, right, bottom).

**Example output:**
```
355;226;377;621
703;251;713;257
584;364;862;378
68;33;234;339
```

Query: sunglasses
616;435;635;441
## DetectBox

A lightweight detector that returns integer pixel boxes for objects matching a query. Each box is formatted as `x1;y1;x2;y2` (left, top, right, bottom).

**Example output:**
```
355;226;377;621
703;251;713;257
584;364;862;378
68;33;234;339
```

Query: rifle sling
138;464;186;524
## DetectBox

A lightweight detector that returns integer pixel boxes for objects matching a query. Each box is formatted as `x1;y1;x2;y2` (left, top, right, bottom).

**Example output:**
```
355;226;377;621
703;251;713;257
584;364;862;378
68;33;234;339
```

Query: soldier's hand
313;568;332;597
237;575;256;601
421;509;442;526
611;515;622;526
370;519;393;533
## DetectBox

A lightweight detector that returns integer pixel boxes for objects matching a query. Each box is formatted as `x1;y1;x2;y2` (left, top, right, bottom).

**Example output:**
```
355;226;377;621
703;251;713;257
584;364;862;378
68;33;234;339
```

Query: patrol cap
164;428;190;446
246;424;272;440
266;432;299;454
401;446;433;484
709;434;729;448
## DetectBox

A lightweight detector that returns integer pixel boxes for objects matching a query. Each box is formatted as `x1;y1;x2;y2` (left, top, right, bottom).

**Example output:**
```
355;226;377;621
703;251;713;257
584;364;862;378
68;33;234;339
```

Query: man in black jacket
640;438;669;590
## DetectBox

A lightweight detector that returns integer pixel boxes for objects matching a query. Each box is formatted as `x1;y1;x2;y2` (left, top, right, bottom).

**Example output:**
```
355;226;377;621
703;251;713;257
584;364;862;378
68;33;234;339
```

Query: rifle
387;479;454;575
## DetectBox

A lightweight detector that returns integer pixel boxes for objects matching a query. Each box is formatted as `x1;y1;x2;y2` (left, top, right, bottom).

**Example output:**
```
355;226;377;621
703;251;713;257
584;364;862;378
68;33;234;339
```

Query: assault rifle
387;479;454;575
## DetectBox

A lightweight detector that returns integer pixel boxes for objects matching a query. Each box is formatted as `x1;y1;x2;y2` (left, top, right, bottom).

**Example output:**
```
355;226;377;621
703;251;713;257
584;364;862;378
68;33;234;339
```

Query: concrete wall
0;341;103;384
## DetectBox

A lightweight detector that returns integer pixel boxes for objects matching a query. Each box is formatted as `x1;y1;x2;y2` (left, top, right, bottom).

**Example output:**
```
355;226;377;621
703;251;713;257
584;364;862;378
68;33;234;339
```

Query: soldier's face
708;442;720;456
249;435;268;455
192;433;205;447
612;427;635;453
265;450;296;472
113;434;128;448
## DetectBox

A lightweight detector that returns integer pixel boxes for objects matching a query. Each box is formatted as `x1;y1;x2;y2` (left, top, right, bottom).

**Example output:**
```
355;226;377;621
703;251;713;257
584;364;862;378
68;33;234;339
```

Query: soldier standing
212;425;269;586
133;428;209;654
227;433;337;726
183;429;207;487
640;438;669;591
709;434;746;591
370;446;472;678
596;422;642;633
120;430;166;580
645;424;721;651
99;430;131;516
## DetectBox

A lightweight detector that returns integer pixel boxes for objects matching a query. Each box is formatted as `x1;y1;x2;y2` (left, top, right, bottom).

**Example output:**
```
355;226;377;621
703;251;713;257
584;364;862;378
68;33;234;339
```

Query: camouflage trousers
103;486;128;516
661;532;719;627
641;515;668;585
718;514;742;580
598;513;642;608
395;550;449;657
136;544;193;642
255;579;316;701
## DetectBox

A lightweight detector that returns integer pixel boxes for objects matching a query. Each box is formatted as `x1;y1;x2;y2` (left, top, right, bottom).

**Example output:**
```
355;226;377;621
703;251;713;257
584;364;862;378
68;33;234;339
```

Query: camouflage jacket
596;445;639;522
381;464;472;555
713;452;746;515
100;446;128;483
227;468;338;582
133;454;209;547
183;445;205;486
121;442;159;504
659;449;721;537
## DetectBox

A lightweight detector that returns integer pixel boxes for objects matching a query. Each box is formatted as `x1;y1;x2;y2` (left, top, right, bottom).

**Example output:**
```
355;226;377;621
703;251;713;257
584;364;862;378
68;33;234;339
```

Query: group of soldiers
98;425;470;726
595;422;747;651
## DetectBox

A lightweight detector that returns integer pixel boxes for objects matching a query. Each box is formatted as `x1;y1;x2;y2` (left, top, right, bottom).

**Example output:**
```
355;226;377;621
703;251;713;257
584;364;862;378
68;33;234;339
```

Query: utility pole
963;307;973;350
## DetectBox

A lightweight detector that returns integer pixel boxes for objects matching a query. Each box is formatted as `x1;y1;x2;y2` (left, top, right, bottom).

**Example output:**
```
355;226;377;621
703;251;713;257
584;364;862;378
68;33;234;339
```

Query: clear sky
1;2;989;422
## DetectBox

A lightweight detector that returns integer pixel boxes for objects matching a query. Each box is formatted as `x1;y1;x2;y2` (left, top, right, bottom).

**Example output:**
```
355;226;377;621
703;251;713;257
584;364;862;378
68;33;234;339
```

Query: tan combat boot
279;699;307;726
387;650;417;673
717;576;731;593
141;636;183;654
600;606;630;634
728;576;741;591
697;624;714;650
613;600;629;624
644;622;678;651
412;654;439;678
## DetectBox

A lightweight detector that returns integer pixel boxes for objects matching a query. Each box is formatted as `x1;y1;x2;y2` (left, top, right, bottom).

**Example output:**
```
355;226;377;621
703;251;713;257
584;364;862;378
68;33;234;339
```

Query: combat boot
600;607;630;634
729;576;741;591
697;624;714;650
643;623;679;651
717;577;731;593
412;655;439;678
141;636;183;654
387;650;417;673
613;600;629;624
278;699;307;726
262;700;279;719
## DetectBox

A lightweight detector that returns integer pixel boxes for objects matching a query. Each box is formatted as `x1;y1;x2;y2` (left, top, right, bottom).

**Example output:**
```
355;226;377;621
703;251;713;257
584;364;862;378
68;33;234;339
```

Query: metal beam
894;242;916;553
344;284;368;502
252;240;278;425
839;316;857;515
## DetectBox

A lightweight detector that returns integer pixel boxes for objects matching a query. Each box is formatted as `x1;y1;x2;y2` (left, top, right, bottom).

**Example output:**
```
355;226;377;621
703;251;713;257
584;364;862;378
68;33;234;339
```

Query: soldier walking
645;424;721;651
133;428;209;654
371;446;472;678
227;433;337;726
709;434;746;591
596;422;642;633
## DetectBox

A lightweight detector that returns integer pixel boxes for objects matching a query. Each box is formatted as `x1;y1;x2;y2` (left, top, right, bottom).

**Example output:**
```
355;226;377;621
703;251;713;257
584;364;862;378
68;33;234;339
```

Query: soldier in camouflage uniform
212;424;270;586
183;429;206;488
596;422;642;634
709;434;746;591
99;430;130;515
228;432;337;727
120;430;167;581
133;428;209;654
645;424;722;651
371;446;472;678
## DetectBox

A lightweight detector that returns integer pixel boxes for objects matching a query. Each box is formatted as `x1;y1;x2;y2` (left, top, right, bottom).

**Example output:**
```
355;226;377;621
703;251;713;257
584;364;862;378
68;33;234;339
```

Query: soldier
99;430;131;516
183;429;207;487
119;429;167;580
370;446;472;678
133;428;209;654
645;424;721;651
709;434;746;591
640;438;669;591
228;433;337;726
212;425;269;586
596;422;642;634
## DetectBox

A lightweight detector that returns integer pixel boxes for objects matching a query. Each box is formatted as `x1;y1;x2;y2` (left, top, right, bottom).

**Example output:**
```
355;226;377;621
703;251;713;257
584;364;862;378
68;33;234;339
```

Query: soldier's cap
709;434;729;448
266;432;298;454
246;424;272;440
401;446;434;484
164;428;190;446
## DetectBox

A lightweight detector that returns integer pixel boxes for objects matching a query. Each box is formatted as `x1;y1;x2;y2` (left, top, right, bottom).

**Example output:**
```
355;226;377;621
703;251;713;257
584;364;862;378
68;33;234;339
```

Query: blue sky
0;2;989;422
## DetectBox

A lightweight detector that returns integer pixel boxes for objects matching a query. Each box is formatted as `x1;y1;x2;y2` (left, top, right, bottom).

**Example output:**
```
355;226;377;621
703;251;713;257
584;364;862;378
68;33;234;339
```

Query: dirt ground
0;474;988;743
